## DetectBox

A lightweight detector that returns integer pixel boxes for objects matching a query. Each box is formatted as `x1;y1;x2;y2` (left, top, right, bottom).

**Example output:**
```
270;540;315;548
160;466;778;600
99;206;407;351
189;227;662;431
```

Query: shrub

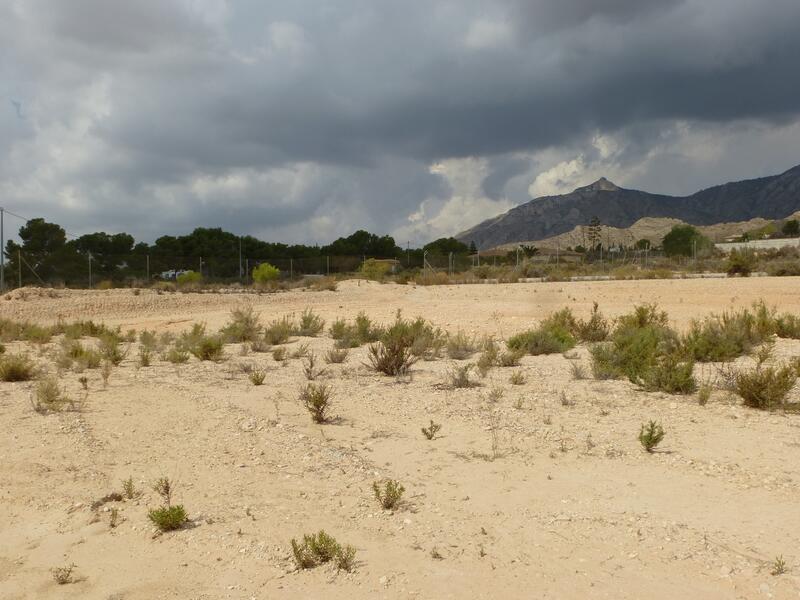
164;347;190;364
570;362;587;380
190;336;224;361
726;248;756;276
509;371;526;385
446;330;477;359
51;564;76;585
148;505;188;532
248;368;267;386
176;270;202;287
774;313;800;339
297;308;324;337
360;258;390;281
272;347;287;362
138;347;152;367
98;334;127;366
221;307;261;343
330;312;383;348
302;352;328;380
574;303;609;342
683;304;775;362
31;377;67;413
139;330;158;350
252;262;280;284
636;353;697;394
421;420;441;440
324;347;348;364
373;479;405;509
122;477;139;499
639;421;665;452
300;383;333;423
447;363;478;388
264;317;294;345
0;353;36;382
498;349;523;367
367;340;416;376
735;365;797;410
507;325;575;356
590;321;677;382
291;531;355;572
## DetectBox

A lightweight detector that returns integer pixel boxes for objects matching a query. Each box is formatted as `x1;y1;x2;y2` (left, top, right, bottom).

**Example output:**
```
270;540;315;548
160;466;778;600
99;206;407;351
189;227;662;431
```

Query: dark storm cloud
2;0;800;244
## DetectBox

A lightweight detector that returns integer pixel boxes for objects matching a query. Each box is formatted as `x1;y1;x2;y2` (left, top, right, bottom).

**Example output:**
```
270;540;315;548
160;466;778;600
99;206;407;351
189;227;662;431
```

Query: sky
2;0;800;246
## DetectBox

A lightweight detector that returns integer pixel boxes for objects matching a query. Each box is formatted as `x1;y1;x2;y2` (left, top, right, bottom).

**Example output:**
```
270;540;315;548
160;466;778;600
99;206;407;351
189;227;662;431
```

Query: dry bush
221;306;262;342
509;370;526;385
421;419;441;440
447;330;477;360
302;352;328;380
0;353;37;382
291;531;356;572
51;563;76;585
299;383;333;423
735;364;797;410
373;479;405;509
164;347;190;364
138;346;152;367
98;333;128;366
264;317;295;345
447;363;478;388
508;311;577;356
248;368;267;386
272;347;287;362
190;335;225;361
324;347;348;364
574;302;609;342
31;377;70;414
297;308;325;337
683;303;776;362
330;312;384;348
367;339;416;376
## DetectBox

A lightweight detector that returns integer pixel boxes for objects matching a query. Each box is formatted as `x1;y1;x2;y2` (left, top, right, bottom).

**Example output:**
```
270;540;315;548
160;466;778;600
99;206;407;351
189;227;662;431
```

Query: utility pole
18;249;21;288
326;255;330;276
290;258;293;280
88;253;93;288
146;255;150;282
239;237;243;282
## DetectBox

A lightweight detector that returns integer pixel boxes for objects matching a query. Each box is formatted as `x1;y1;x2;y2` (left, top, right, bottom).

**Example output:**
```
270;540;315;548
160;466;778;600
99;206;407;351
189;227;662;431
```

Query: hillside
457;165;800;249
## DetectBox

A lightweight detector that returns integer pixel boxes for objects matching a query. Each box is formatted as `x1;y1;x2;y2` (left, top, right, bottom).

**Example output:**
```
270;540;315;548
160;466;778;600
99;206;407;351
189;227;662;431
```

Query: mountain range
456;165;800;250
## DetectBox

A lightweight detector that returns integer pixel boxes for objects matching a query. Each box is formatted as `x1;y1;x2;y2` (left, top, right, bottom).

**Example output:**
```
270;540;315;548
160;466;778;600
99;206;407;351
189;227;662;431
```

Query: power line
0;206;83;240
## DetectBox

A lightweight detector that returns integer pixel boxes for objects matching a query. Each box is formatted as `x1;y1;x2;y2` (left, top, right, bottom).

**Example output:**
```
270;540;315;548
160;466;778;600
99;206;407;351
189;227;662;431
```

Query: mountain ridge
456;165;800;249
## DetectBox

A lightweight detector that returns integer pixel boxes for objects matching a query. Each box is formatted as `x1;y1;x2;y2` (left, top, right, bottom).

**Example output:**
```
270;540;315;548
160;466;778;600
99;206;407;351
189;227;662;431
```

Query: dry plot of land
2;278;800;599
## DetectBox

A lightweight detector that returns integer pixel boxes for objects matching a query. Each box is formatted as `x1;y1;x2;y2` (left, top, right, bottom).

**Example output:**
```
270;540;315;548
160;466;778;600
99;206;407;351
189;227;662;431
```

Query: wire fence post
245;258;249;283
146;255;150;282
88;253;93;288
290;258;293;280
326;255;330;276
0;207;4;292
18;250;21;288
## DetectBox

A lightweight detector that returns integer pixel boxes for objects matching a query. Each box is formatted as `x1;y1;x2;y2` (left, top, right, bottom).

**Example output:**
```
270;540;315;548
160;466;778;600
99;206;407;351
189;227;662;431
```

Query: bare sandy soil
2;278;800;599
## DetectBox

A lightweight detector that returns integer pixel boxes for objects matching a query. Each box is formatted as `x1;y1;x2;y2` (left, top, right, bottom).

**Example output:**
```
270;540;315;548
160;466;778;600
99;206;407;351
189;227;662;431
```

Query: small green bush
221;307;262;343
446;330;477;360
98;334;127;366
421;420;441;440
252;262;280;284
324;347;348;364
636;353;697;394
296;308;324;337
264;317;294;345
507;325;575;355
639;421;665;452
190;336;224;361
176;270;202;287
31;377;67;413
360;258;390;281
164;347;190;364
373;479;405;509
300;383;333;423
148;505;187;531
291;530;356;572
574;303;609;342
725;248;756;276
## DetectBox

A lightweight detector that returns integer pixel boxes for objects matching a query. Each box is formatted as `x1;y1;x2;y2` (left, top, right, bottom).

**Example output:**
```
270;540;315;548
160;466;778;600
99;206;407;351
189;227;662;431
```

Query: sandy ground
2;278;800;599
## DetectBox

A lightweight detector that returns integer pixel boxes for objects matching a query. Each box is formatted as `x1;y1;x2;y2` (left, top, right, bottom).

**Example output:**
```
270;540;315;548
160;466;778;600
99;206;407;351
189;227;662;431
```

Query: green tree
662;225;711;257
469;241;477;254
634;238;651;250
782;219;799;237
424;237;469;255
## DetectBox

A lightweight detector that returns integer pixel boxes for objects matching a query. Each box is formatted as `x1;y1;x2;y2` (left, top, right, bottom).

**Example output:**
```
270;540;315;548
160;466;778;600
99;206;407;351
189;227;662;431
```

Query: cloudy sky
2;0;800;246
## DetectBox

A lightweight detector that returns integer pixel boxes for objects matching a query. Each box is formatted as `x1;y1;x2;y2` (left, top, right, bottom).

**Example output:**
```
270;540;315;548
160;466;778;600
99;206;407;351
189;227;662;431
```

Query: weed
735;364;797;410
221;306;262;342
507;318;576;356
153;477;175;506
139;330;158;351
302;352;328;380
421;420;441;440
509;371;526;385
771;555;787;576
272;347;287;362
148;505;188;532
697;382;712;406
101;361;112;388
190;336;225;361
291;530;355;571
487;386;504;403
476;340;499;376
570;362;587;380
559;391;573;406
98;334;127;366
109;507;119;528
373;479;405;509
164;347;190;364
367;340;416;376
639;421;665;453
138;346;152;367
324;347;348;364
0;353;36;381
264;317;295;345
250;339;270;353
78;376;88;391
299;383;333;423
297;308;325;337
291;342;310;359
575;302;609;342
31;377;67;414
498;350;523;367
122;477;139;499
249;368;267;386
447;330;477;359
636;353;697;395
447;363;478;388
51;563;76;585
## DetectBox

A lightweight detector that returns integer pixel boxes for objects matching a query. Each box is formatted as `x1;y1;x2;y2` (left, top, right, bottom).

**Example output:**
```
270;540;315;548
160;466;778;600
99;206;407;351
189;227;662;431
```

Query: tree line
4;218;472;285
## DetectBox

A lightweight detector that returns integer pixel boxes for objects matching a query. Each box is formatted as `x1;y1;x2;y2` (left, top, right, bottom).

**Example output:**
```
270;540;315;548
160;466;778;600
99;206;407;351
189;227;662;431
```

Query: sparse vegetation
51;563;76;585
509;370;526;385
248;368;267;386
447;330;477;359
299;383;333;423
508;311;577;356
302;352;328;380
221;306;262;342
296;308;325;337
639;421;665;453
264;317;295;345
0;353;37;382
291;530;356;572
324;347;348;364
373;479;405;509
735;364;797;410
447;363;478;388
421;420;441;440
31;377;70;413
148;505;188;532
